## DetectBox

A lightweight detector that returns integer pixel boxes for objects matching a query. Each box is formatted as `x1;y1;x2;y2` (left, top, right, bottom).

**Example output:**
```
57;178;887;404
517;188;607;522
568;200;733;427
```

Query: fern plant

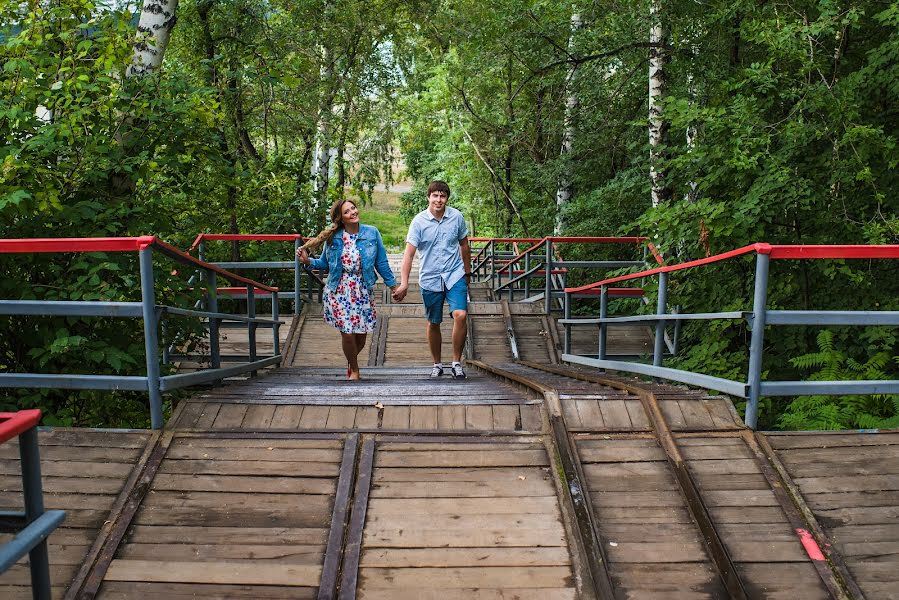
777;331;899;431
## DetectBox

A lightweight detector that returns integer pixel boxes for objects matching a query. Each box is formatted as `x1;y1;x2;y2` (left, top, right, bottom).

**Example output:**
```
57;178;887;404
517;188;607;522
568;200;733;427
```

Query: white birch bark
312;44;333;212
128;0;179;77
555;12;581;236
648;0;670;207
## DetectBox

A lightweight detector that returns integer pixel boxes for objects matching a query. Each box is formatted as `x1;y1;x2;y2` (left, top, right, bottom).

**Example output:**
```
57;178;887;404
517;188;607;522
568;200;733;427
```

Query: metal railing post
272;290;280;364
294;238;302;315
745;253;770;429
247;285;257;375
563;289;572;355
544;240;552;315
19;427;51;600
208;271;221;370
524;251;530;299
490;240;496;290
599;286;608;360
139;248;164;429
653;271;668;368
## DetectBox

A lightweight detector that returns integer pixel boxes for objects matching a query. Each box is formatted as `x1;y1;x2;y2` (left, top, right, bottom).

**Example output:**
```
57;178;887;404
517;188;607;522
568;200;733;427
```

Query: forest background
1;0;897;429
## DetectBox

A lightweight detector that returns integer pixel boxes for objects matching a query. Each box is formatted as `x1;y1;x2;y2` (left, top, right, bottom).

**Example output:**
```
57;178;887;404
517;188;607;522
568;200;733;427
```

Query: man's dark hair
427;180;451;197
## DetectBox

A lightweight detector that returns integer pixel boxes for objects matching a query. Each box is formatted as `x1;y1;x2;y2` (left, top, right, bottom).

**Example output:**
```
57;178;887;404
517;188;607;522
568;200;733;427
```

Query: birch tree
312;42;334;213
648;0;671;207
128;0;179;77
555;11;581;235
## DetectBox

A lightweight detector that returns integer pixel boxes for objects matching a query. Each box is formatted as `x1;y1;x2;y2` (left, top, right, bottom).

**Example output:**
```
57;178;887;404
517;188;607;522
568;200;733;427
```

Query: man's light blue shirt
406;205;468;292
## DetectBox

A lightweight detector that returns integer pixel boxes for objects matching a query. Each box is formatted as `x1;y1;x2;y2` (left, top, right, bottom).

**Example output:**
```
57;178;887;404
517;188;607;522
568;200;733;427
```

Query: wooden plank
299;406;330;429
151;474;336;495
270;405;304;429
492;405;519;431
366;496;562;516
356;566;572;588
193;404;221;429
437;405;466;431
675;399;715;429
354;407;380;429
465;406;494;431
320;433;358;599
597;400;632;429
242;404;276;428
326;407;358;429
375;450;549;468
381;406;410;430
212;404;248;429
519;405;543;432
104;560;322;587
98;581;315;599
574;400;604;429
409;406;438;430
338;437;375;599
357;589;575;600
359;547;571;568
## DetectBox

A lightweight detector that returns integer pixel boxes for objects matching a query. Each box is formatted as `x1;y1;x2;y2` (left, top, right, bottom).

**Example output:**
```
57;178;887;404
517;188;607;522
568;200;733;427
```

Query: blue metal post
294;238;302;315
563;289;572;355
598;286;608;360
19;427;51;600
745;253;770;429
490;240;496;290
544;240;552;315
653;272;668;368
247;285;257;375
139;248;163;429
207;271;220;370
272;291;280;364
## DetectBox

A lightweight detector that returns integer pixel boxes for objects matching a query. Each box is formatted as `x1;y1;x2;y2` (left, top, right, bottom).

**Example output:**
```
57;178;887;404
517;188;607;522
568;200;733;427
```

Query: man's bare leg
427;322;442;364
451;310;467;363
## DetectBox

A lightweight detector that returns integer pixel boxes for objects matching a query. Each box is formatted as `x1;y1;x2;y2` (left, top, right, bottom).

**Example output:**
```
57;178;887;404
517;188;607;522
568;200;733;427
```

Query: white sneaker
430;365;444;378
450;363;466;379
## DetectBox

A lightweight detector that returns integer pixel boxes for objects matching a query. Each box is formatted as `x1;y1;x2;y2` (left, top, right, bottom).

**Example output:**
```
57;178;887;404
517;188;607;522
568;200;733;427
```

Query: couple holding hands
296;181;472;381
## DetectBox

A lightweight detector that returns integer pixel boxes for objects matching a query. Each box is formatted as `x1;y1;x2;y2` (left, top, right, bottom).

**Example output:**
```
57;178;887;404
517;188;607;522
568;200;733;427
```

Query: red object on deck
0;410;42;444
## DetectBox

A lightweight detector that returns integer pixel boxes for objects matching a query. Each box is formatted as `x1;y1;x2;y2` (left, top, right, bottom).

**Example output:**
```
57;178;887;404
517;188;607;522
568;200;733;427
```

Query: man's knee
452;309;468;322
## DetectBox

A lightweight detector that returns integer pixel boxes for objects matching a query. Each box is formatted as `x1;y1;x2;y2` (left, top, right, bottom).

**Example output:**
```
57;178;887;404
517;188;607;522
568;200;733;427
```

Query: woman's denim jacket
306;224;397;292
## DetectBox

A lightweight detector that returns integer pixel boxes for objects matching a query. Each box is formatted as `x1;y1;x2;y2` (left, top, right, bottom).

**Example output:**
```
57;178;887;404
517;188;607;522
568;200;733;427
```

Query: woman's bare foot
348;370;361;381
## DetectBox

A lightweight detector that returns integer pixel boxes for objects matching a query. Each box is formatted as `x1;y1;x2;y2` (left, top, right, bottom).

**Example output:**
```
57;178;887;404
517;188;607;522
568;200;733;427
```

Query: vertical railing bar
564;288;572;355
272;290;280;364
524;251;530;299
653;271;668;368
208;271;221;371
19;426;52;600
247;285;257;375
745;252;770;429
294;238;303;315
545;239;552;315
139;248;163;430
598;286;608;361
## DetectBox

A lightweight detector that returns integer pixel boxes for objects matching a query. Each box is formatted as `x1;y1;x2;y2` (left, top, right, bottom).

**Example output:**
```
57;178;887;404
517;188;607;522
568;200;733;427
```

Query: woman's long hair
300;199;357;252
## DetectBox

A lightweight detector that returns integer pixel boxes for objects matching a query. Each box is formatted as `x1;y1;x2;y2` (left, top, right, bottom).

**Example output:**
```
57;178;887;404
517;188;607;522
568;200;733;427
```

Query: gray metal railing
0;236;284;429
0;409;66;600
559;243;899;429
470;236;652;314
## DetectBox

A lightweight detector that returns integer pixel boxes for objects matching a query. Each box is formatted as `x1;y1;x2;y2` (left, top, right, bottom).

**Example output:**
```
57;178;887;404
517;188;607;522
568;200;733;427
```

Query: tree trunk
648;0;672;207
555;12;581;235
312;44;334;216
128;0;179;77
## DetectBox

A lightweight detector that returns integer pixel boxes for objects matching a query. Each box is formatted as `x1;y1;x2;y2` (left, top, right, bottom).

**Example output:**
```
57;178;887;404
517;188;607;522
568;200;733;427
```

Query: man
392;180;472;379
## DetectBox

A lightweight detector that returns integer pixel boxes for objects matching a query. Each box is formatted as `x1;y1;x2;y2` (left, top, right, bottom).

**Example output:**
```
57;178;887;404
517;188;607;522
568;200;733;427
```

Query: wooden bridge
2;242;898;599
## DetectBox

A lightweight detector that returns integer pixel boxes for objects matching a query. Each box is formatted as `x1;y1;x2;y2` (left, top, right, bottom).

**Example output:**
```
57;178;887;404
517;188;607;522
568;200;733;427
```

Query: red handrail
188;233;308;253
566;243;899;293
0;409;42;444
496;236;649;275
0;236;278;293
0;237;156;253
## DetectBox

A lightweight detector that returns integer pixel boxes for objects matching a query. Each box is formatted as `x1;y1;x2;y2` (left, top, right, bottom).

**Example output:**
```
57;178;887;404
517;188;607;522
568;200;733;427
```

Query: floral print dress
323;231;377;334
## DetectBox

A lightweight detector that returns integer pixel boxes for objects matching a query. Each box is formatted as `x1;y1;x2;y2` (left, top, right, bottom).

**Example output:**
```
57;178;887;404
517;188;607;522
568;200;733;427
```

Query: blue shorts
422;278;469;324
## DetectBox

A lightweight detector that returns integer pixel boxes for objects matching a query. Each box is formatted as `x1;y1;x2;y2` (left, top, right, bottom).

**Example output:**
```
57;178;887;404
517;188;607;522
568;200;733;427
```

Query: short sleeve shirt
406;206;468;292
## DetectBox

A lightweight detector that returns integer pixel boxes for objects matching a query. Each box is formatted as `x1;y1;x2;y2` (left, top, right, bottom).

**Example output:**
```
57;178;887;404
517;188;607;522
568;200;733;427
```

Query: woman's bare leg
341;333;361;380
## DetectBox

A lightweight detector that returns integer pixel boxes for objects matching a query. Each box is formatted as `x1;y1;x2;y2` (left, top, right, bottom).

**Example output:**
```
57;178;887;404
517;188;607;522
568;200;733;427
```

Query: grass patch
354;191;409;252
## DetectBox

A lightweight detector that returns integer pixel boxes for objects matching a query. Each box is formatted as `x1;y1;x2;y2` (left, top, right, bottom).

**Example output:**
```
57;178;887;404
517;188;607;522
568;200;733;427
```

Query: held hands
295;247;310;266
391;284;408;303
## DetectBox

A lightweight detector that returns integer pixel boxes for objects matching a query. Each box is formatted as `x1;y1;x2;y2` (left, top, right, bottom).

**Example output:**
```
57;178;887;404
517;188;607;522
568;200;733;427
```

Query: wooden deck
2;293;898;599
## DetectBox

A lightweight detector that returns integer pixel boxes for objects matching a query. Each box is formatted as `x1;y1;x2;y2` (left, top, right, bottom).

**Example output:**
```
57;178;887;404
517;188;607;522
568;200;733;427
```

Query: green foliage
778;331;899;430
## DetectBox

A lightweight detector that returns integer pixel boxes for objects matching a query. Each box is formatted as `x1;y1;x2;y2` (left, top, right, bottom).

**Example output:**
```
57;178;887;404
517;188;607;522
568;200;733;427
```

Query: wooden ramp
2;302;898;598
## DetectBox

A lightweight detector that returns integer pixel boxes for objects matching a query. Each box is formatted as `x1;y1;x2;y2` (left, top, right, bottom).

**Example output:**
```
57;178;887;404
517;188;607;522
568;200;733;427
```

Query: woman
296;199;399;380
